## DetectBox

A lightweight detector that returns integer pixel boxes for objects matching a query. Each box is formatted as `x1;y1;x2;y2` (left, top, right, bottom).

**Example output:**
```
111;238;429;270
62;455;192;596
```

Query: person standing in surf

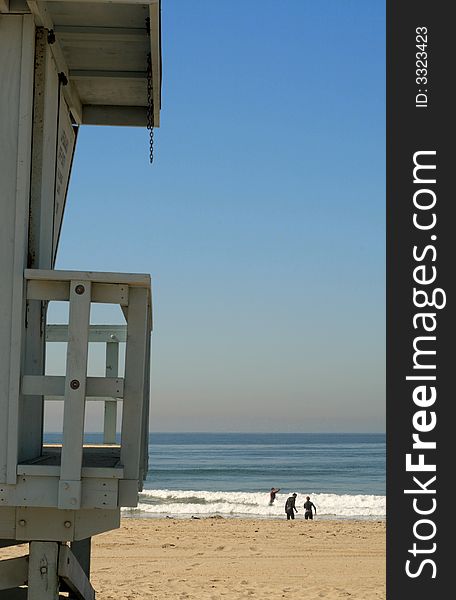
303;496;317;520
285;493;298;520
269;487;281;505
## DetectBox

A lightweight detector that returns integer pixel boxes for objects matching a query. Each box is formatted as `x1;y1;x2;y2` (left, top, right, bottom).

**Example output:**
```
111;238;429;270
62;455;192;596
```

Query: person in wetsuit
269;487;281;505
303;496;317;520
285;493;298;520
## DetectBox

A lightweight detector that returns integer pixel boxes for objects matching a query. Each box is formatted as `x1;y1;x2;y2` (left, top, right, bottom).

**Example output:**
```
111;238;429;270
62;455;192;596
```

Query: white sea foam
123;489;385;520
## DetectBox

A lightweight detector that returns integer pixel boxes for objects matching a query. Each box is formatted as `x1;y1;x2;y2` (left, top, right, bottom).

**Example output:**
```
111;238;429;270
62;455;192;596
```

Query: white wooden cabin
0;2;161;597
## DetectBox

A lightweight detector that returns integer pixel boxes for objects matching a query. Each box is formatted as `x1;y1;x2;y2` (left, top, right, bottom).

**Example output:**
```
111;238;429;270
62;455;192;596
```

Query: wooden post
28;542;59;600
68;538;91;600
121;287;149;480
59;281;91;510
103;342;118;444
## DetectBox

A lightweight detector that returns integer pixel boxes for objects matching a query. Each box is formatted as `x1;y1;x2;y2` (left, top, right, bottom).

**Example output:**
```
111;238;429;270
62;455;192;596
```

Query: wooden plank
46;324;127;343
0;14;23;485
25;268;151;287
104;342;119;444
16;465;124;479
27;1;83;123
16;508;74;542
28;541;59;600
120;287;149;480
70;70;145;79
55;25;145;42
82;105;147;127
6;14;36;485
58;545;95;600
21;29;57;462
0;556;28;590
27;279;69;301
59;281;91;509
149;1;161;127
92;283;129;306
0;508;16;538
70;538;91;580
22;376;124;398
27;280;129;305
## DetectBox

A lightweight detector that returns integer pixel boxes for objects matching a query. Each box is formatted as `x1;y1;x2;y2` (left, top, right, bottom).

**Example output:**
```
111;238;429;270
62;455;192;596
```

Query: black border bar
387;2;452;597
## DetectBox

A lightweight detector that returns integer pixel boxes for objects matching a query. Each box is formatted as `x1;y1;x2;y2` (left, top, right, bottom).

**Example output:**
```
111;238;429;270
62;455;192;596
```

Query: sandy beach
2;517;385;599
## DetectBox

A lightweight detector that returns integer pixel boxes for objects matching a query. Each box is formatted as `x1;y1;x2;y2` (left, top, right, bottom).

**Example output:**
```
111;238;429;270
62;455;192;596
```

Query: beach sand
1;517;385;599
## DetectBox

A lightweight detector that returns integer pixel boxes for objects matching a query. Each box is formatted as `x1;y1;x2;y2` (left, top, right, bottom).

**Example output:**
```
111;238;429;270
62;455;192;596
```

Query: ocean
44;432;385;520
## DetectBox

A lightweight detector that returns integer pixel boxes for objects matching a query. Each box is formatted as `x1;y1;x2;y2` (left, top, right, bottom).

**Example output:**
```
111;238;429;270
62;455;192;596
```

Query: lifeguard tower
0;1;161;597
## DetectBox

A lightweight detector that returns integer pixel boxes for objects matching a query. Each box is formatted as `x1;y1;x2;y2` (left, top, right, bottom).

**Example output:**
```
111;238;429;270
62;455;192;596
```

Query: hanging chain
146;18;154;164
146;54;154;164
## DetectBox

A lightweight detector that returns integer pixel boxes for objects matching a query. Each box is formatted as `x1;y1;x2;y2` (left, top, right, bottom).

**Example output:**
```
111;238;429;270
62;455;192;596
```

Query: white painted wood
59;281;91;509
40;0;157;4
0;1;10;14
149;1;161;127
26;280;69;302
17;465;124;479
82;105;147;127
56;25;145;41
104;343;118;445
118;480;139;507
52;94;77;266
0;15;23;485
22;376;124;399
0;555;28;590
58;546;95;600
27;280;129;305
25;269;150;287
16;508;75;541
28;541;59;600
70;538;91;581
21;32;60;462
2;15;36;485
27;1;83;124
74;509;119;541
46;325;127;343
0;508;16;538
1;475;118;509
121;288;149;480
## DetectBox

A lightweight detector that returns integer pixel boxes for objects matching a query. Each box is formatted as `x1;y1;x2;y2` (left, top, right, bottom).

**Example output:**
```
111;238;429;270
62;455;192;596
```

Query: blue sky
49;0;385;433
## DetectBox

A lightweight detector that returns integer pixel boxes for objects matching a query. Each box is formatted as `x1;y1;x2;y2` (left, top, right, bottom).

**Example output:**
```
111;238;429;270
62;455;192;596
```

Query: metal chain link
146;17;154;164
146;54;154;163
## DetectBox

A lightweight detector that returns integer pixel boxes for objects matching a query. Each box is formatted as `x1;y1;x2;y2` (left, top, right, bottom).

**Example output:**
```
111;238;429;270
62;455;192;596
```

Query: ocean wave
123;489;385;519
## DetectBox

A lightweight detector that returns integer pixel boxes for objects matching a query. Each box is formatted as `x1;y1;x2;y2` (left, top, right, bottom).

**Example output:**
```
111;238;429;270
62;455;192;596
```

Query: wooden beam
104;342;119;444
121;287;149;480
70;70;146;79
55;26;146;42
25;268;151;287
82;105;147;127
22;375;124;398
27;1;83;123
46;324;127;343
0;556;28;590
58;546;95;600
59;280;91;509
28;542;59;600
149;1;161;126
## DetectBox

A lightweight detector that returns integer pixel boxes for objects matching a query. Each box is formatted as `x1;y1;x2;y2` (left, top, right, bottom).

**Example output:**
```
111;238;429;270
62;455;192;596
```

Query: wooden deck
17;445;123;478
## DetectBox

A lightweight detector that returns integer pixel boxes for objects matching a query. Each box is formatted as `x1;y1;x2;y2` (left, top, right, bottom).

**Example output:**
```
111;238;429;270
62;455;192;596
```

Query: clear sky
47;0;385;433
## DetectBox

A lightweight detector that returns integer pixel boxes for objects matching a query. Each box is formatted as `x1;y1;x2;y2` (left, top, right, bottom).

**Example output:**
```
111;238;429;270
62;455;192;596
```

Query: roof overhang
2;0;162;126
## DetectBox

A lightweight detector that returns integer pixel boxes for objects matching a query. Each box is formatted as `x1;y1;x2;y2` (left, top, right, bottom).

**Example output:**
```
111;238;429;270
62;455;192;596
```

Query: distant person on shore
285;493;298;520
269;487;281;505
303;496;317;520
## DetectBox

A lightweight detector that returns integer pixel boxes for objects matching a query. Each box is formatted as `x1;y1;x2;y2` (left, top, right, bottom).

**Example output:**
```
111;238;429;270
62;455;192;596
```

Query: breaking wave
123;489;385;520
